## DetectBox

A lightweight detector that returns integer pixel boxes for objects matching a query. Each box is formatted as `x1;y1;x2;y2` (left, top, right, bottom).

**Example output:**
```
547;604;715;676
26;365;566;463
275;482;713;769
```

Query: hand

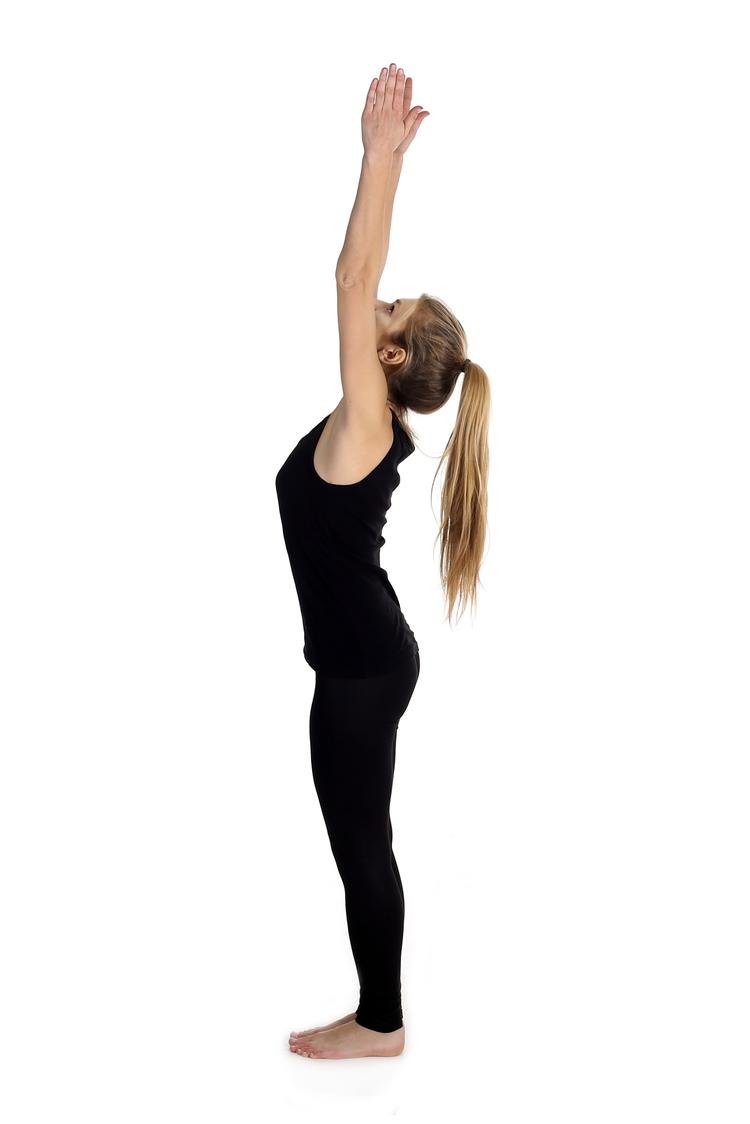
361;63;429;159
393;75;429;158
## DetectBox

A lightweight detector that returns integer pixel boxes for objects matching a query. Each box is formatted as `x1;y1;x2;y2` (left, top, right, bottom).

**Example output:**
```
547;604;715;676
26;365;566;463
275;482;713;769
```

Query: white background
1;2;748;1121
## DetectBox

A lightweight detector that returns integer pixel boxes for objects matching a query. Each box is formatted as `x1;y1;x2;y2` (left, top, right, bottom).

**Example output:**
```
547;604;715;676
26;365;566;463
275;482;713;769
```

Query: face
374;297;419;364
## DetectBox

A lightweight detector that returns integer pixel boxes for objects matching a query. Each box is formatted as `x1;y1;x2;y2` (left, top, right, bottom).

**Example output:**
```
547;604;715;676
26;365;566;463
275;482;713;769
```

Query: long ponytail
432;358;491;625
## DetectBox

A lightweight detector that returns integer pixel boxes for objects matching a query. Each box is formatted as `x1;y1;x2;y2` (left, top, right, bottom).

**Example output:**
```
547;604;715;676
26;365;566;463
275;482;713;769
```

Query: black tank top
275;406;419;677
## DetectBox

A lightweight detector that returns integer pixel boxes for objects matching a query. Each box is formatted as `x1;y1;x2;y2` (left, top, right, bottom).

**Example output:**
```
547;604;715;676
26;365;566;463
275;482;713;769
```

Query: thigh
309;653;420;826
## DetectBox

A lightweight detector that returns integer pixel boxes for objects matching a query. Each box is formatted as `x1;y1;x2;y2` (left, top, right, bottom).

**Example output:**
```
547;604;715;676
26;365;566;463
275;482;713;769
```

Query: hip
311;646;421;730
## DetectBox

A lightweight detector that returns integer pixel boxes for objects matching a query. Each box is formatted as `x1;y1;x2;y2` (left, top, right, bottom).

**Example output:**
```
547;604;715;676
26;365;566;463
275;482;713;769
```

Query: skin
374;296;420;372
313;295;419;485
290;61;427;1061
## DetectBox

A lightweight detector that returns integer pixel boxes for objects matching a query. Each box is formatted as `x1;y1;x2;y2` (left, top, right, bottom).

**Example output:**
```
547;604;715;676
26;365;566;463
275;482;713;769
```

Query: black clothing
275;405;422;1033
275;407;419;678
309;648;420;1032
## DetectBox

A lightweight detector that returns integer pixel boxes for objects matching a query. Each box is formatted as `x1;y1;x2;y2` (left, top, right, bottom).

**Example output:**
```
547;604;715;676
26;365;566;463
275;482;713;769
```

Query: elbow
335;265;378;291
336;273;362;290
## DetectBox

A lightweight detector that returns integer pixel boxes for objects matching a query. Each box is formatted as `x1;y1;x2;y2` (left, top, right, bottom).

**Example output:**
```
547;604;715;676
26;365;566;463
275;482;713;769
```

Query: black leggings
308;649;421;1033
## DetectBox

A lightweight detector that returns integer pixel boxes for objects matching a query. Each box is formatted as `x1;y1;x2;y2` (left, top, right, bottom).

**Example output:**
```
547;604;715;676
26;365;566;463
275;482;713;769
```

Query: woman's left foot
289;1010;357;1041
289;1018;404;1059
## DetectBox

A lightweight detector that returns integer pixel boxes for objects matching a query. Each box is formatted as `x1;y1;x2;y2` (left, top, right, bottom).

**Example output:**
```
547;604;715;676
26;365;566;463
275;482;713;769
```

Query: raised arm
382;75;429;270
335;67;429;289
379;154;402;284
334;65;429;419
335;146;393;289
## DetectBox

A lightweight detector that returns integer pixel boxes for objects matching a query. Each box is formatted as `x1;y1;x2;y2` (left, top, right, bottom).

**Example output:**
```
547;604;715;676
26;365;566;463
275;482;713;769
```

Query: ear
379;344;406;367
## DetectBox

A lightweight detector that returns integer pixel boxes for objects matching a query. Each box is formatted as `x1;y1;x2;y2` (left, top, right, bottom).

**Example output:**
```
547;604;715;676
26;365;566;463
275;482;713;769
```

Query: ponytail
432;359;491;625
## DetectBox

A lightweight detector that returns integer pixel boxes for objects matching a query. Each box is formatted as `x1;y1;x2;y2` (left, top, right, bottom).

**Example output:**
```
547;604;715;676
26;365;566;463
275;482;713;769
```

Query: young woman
275;63;490;1060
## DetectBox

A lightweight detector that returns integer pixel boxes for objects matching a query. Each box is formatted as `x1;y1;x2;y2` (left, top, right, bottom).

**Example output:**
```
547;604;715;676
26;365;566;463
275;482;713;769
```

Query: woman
275;63;490;1060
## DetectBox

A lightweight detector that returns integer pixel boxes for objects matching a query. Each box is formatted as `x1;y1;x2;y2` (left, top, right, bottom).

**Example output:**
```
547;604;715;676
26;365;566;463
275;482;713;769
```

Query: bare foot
289;1018;405;1059
289;1010;357;1041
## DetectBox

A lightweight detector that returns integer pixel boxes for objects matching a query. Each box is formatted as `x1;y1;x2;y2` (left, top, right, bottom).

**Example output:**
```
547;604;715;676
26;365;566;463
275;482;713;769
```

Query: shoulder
332;396;394;440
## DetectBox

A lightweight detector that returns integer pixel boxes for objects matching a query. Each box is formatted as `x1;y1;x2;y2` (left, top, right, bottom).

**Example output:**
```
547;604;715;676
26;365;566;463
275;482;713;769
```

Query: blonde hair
385;294;491;626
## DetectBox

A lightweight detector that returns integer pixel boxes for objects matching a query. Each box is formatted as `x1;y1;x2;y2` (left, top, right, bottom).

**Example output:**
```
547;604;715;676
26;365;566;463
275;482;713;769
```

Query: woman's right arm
335;147;393;289
333;66;425;419
336;64;416;288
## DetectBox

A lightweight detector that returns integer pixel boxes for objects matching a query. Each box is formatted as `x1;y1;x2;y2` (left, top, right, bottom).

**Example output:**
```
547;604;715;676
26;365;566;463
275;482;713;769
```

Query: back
275;407;419;677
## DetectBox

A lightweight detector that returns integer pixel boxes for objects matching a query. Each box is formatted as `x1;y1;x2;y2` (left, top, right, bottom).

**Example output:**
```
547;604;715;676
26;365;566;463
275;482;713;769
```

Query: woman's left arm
379;154;403;282
379;75;430;283
336;67;429;289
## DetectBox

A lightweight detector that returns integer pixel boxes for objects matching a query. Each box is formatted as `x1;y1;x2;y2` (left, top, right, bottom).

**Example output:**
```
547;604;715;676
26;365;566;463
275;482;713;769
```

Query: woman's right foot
289;1011;357;1042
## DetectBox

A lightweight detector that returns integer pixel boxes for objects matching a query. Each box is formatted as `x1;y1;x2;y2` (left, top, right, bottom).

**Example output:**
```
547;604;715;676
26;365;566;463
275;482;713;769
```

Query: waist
307;638;419;679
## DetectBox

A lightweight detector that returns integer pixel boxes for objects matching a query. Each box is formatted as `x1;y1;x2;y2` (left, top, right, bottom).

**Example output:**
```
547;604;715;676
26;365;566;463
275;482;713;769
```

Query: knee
328;832;395;891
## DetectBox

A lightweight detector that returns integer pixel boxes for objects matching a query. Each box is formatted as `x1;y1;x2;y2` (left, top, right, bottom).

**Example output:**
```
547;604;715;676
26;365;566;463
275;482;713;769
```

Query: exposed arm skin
335;64;425;291
327;65;428;451
334;152;403;290
335;149;393;289
380;153;403;284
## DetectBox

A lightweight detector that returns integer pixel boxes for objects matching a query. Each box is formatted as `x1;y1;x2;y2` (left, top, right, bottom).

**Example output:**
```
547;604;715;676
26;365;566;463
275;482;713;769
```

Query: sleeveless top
275;406;419;678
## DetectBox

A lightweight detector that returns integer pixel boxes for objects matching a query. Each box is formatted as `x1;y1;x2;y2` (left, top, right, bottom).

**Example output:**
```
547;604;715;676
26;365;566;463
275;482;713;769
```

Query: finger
375;66;388;113
394;66;406;111
386;62;397;108
399;111;429;152
405;104;425;128
364;77;378;115
401;76;413;117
